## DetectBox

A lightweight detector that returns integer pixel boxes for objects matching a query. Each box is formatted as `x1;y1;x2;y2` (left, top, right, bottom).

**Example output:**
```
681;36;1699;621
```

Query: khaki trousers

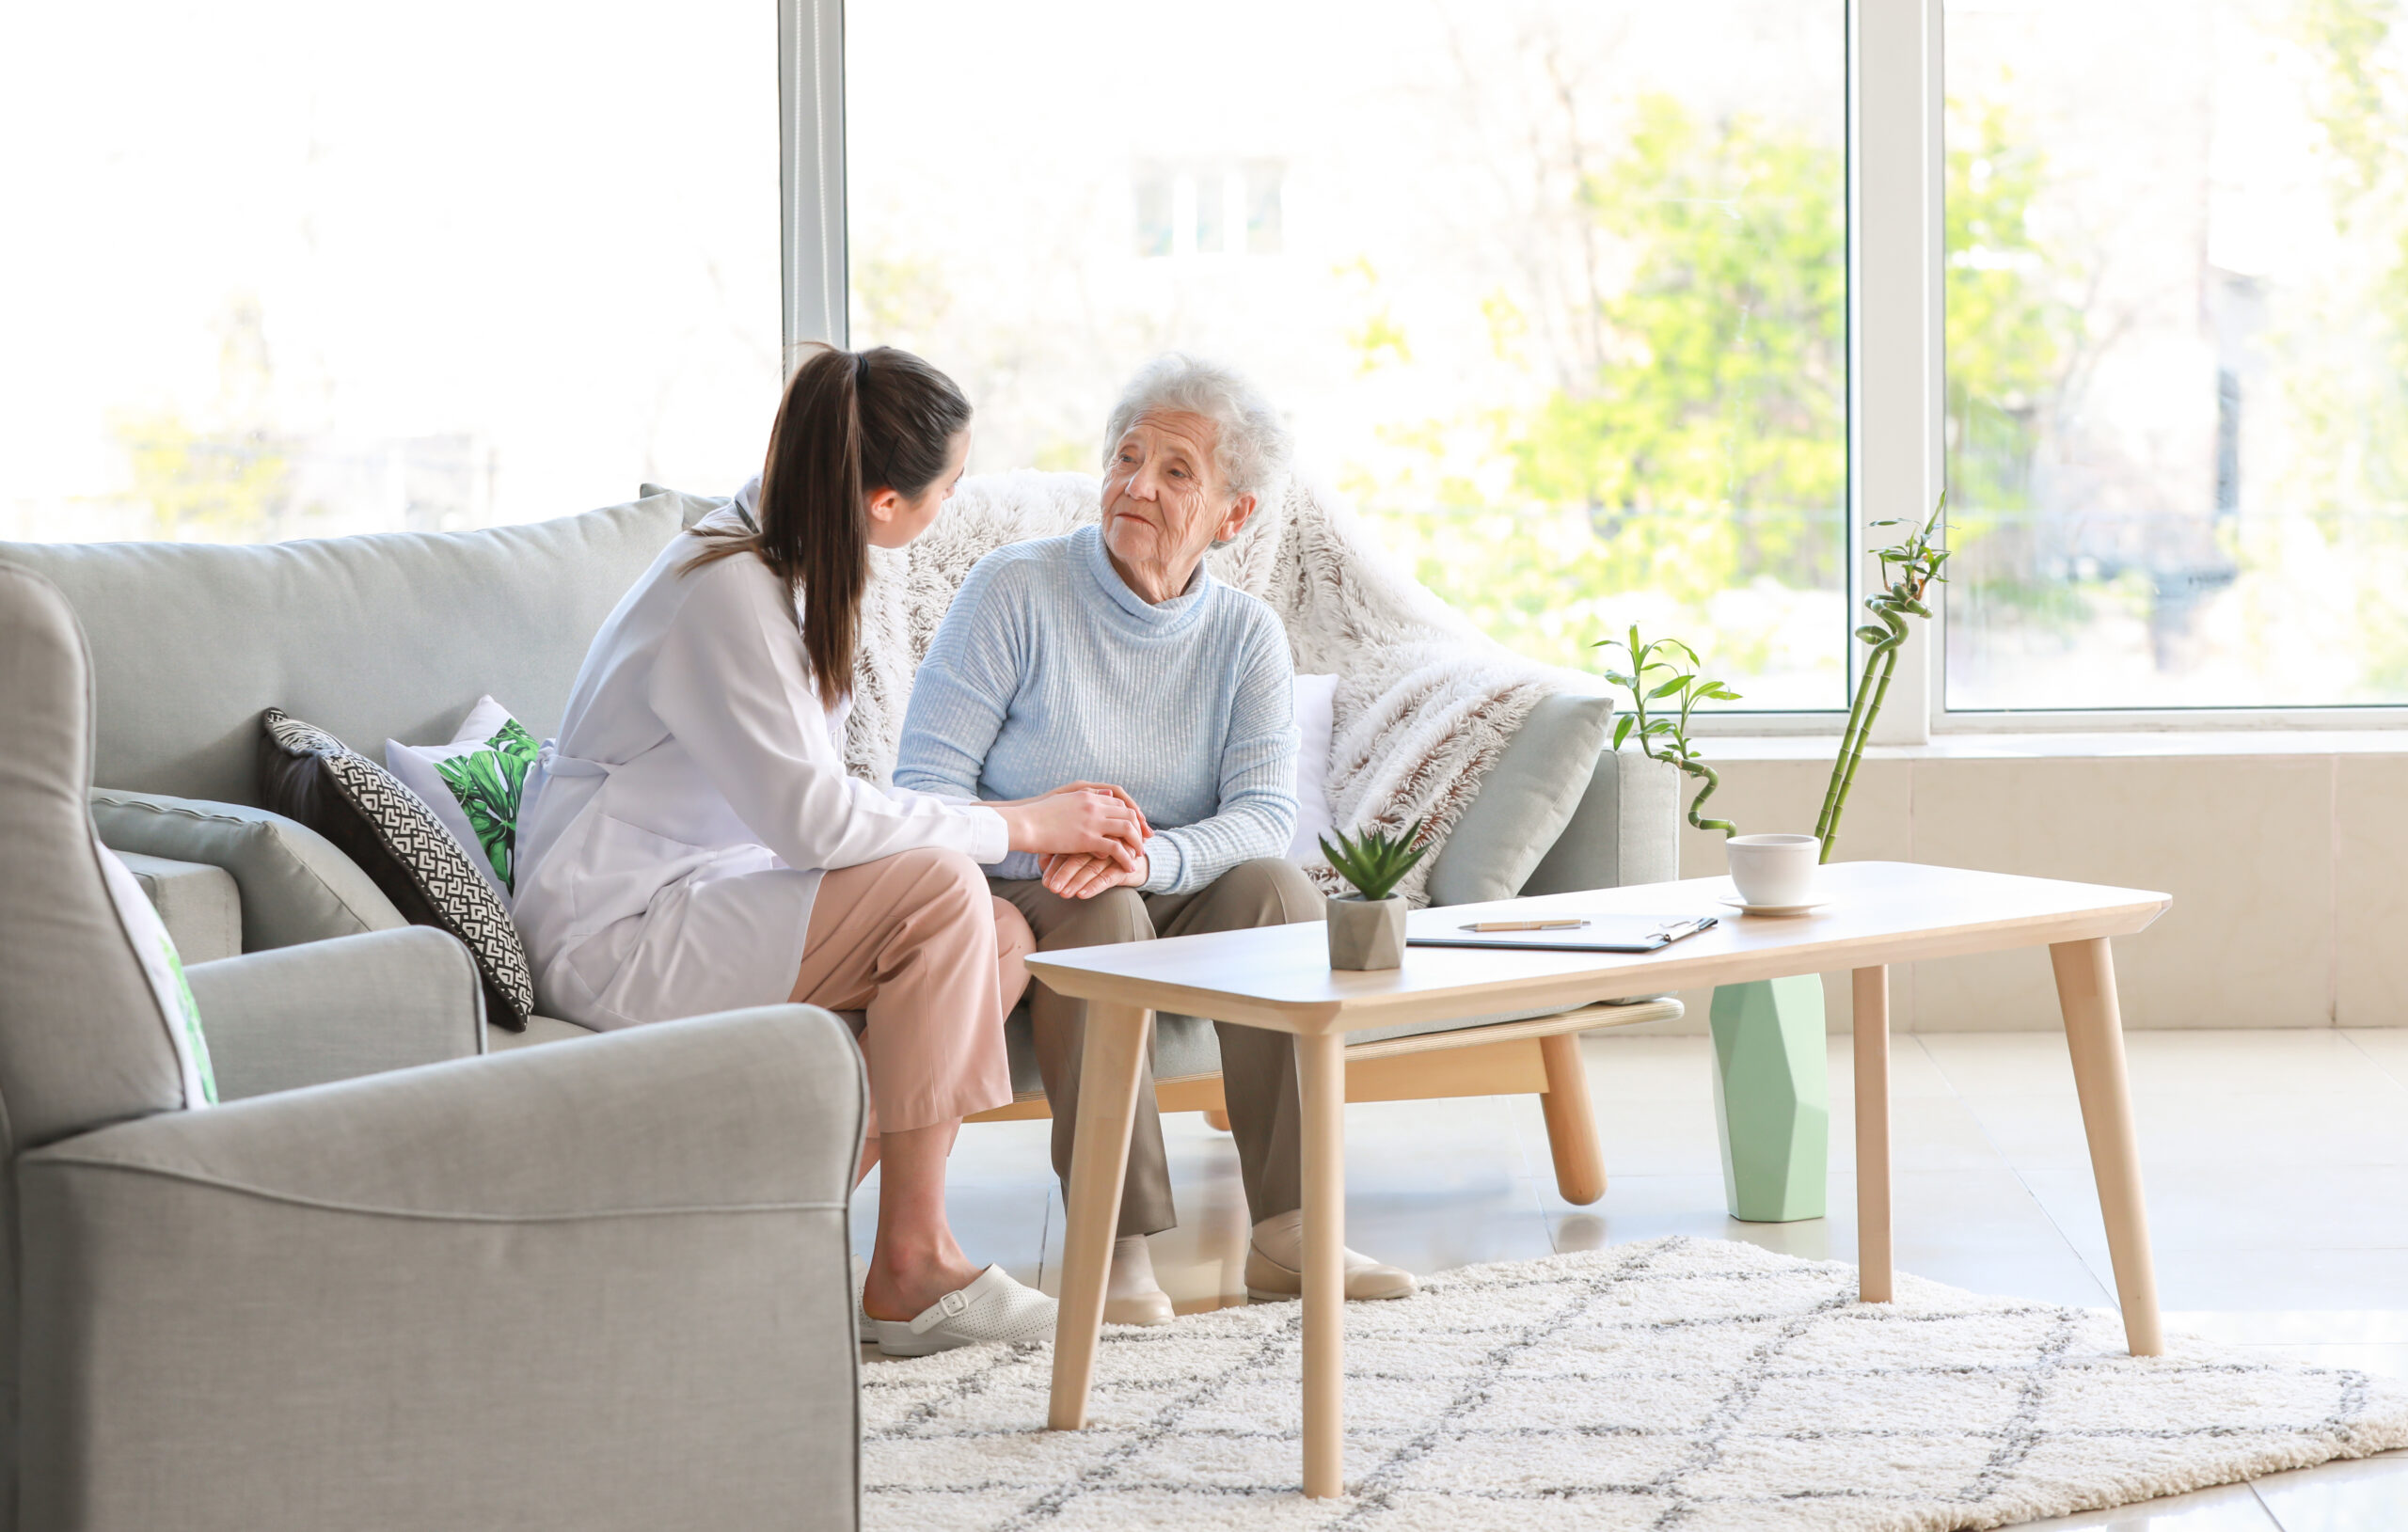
791;847;1033;1138
993;857;1324;1238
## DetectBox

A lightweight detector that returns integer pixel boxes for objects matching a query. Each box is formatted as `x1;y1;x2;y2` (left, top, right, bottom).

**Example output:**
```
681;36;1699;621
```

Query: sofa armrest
186;926;486;1100
16;1007;865;1531
32;1004;863;1216
1520;748;1682;895
90;786;404;951
116;849;243;963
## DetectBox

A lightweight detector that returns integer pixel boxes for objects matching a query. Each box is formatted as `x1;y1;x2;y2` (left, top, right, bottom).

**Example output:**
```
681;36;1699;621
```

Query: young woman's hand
1038;781;1149;841
993;787;1146;861
1039;849;1150;900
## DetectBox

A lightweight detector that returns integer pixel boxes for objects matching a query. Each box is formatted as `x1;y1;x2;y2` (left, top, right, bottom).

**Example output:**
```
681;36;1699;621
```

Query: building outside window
1130;162;1283;261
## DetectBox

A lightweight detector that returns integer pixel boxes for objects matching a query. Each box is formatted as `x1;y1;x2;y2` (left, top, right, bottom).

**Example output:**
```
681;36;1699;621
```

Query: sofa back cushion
0;493;693;806
1423;691;1617;907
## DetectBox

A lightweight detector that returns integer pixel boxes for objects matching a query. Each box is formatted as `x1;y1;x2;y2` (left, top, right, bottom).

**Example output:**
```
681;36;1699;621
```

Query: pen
1464;918;1589;932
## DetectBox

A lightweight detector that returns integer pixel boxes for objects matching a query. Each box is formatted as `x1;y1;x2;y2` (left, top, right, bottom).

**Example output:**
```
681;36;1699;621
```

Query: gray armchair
0;562;866;1532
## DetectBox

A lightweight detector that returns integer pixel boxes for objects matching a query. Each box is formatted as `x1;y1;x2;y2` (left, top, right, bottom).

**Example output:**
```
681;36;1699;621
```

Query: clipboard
1406;913;1719;954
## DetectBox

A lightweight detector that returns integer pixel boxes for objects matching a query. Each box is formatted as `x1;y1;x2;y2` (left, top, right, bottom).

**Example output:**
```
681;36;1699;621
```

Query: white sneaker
875;1265;1059;1358
853;1256;874;1344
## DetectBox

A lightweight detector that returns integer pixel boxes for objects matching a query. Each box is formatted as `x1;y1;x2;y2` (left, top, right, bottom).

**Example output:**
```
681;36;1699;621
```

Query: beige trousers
791;847;1034;1138
993;857;1324;1238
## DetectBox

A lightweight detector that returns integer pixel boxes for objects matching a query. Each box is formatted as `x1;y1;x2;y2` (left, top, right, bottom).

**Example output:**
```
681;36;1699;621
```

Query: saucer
1718;894;1830;918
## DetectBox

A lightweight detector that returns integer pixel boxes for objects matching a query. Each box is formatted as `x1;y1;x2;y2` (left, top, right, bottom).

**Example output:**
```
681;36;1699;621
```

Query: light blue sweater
894;525;1298;895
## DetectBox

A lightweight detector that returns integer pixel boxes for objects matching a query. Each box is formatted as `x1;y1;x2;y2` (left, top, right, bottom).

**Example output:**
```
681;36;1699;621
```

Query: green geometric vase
1709;975;1830;1223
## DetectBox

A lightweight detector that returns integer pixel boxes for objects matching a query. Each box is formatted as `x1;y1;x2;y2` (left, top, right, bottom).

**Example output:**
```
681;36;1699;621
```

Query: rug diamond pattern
863;1235;2408;1531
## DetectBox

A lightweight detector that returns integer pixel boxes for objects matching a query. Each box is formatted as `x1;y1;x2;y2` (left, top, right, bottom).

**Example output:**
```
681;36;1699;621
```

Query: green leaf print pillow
385;696;543;899
97;842;217;1107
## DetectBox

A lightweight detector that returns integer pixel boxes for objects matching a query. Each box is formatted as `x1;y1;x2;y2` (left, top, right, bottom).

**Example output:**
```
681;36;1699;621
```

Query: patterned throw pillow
261;708;535;1028
385;696;540;898
96;841;217;1106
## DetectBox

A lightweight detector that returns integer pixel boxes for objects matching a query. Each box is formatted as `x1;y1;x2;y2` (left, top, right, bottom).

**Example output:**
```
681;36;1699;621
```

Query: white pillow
1287;672;1340;861
97;843;217;1108
385;695;539;900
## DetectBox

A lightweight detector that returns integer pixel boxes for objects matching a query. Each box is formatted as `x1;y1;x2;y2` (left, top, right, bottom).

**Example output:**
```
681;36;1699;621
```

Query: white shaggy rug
862;1235;2408;1531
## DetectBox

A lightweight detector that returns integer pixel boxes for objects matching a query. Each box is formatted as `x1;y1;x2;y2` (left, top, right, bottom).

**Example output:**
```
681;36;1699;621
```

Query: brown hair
689;344;972;706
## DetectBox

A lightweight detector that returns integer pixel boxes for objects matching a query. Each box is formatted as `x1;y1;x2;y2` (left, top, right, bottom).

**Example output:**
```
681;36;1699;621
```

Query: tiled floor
853;1028;2408;1528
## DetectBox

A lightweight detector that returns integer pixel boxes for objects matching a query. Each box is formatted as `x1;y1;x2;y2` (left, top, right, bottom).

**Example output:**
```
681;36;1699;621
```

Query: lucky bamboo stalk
1813;497;1948;863
1594;624;1740;838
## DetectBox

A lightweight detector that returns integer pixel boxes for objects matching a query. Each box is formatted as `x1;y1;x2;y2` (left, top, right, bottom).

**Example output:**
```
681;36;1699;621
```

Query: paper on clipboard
1405;912;1719;954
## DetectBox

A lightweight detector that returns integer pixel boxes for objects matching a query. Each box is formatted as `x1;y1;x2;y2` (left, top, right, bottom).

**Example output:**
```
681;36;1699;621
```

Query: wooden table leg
1296;1029;1346;1499
1852;966;1893;1303
1047;1001;1152;1430
2050;938;2163;1356
1539;1032;1608;1206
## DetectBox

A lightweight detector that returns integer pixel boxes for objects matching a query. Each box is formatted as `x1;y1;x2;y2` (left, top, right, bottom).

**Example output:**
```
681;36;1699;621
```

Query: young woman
514;345;1147;1356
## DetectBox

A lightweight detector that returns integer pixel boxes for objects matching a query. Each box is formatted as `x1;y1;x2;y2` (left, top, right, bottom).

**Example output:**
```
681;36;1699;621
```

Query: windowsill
1695;729;2408;762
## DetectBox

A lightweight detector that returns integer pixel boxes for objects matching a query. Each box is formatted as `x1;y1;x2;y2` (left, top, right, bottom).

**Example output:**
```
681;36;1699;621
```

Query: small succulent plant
1319;818;1430;903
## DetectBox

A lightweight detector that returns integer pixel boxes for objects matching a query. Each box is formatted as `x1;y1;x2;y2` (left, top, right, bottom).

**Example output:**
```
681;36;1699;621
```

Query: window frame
781;0;848;368
779;0;2408;739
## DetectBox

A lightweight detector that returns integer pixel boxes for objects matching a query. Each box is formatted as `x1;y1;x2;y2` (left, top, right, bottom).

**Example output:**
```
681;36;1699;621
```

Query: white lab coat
513;505;1006;1028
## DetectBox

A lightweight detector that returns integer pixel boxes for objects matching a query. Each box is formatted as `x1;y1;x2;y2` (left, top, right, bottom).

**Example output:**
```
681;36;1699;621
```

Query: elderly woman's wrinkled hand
1038;848;1149;901
1008;782;1151;897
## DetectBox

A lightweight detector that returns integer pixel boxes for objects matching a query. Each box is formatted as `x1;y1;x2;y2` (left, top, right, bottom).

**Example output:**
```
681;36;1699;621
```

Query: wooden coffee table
1026;861;2171;1499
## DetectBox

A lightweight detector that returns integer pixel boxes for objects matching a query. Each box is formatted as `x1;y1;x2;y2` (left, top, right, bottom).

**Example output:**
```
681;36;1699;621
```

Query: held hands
992;782;1150;896
1038;847;1149;900
1036;782;1149;897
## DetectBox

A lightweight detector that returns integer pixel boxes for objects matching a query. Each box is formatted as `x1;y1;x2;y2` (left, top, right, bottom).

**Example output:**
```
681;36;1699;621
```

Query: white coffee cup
1725;833;1822;908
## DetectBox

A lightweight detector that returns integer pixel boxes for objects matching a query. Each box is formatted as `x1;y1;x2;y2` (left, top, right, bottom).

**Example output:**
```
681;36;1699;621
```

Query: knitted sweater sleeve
893;557;1021;861
1139;608;1299;894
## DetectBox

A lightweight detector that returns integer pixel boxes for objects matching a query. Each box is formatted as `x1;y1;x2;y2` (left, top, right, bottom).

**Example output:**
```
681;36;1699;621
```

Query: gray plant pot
1326;894;1406;971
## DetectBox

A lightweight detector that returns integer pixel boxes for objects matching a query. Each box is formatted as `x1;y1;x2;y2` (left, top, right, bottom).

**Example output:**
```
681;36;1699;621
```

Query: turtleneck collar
1077;523;1213;632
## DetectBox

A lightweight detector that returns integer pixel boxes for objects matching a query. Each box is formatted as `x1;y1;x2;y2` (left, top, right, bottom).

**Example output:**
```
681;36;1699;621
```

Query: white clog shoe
875;1265;1058;1358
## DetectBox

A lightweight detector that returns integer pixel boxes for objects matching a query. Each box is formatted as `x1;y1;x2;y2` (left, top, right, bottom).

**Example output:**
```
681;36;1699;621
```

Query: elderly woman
894;354;1413;1326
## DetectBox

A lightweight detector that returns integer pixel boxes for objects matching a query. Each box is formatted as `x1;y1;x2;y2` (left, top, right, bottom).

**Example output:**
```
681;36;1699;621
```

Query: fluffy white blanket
844;470;1574;907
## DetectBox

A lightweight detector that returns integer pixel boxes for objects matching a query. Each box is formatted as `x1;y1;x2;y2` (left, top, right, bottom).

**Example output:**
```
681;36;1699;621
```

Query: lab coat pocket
566;813;721;931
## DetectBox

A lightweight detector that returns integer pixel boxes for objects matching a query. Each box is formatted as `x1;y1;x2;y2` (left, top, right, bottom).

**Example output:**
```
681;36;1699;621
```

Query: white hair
1102;353;1294;503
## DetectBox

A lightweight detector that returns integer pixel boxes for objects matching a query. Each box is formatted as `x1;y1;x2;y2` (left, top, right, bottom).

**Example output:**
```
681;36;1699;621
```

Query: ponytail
689;344;972;709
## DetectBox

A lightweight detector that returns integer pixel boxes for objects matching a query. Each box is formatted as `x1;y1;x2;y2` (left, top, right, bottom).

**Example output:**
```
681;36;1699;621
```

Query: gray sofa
0;561;865;1532
1;492;1680;1094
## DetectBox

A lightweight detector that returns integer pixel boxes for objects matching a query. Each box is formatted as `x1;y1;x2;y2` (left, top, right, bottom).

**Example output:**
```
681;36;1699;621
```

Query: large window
24;3;2406;723
0;3;778;545
846;1;1850;708
1944;0;2408;710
